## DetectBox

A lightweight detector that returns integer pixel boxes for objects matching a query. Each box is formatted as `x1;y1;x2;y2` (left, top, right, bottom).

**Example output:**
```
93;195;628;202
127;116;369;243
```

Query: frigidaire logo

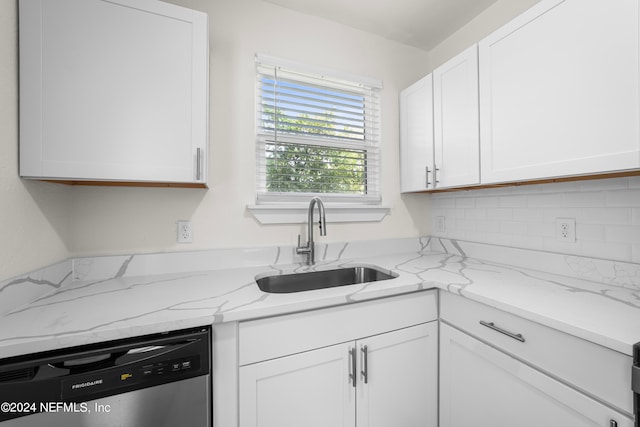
71;379;103;390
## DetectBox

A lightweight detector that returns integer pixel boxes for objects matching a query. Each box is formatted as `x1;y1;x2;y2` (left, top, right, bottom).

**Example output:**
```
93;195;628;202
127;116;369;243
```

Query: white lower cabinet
440;323;632;427
237;291;439;427
240;322;438;427
239;342;355;427
356;323;438;427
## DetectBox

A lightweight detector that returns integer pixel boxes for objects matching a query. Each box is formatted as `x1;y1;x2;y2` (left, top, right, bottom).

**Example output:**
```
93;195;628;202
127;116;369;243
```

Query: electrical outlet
436;216;446;233
176;220;193;243
555;218;576;243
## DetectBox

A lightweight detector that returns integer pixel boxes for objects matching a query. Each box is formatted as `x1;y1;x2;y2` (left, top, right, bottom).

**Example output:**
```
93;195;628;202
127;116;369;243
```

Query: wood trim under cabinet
410;169;640;194
39;180;208;189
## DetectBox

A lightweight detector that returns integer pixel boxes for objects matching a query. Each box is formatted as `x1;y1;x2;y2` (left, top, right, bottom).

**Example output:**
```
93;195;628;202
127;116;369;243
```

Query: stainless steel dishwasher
634;341;639;427
0;327;211;426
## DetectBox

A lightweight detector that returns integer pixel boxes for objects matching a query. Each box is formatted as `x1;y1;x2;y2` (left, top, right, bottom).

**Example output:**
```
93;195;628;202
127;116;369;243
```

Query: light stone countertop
0;237;639;360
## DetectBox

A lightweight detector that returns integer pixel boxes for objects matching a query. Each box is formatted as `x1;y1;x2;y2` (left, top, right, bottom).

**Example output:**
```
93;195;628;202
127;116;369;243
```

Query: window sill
246;204;390;224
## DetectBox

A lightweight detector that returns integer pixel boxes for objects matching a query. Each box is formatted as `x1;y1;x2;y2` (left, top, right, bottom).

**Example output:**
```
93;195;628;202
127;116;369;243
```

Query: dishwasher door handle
479;321;525;342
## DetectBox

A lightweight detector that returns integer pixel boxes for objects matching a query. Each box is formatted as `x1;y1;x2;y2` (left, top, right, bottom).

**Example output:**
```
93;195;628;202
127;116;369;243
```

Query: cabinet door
433;45;480;189
439;323;633;427
357;322;438;427
399;74;435;192
239;342;356;427
479;0;640;184
19;0;208;185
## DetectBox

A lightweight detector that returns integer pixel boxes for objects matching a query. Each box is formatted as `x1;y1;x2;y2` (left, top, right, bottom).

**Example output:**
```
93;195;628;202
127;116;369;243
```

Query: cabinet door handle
479;321;525;342
196;148;202;181
349;347;356;388
610;420;618;427
360;345;368;384
434;167;440;186
425;166;432;187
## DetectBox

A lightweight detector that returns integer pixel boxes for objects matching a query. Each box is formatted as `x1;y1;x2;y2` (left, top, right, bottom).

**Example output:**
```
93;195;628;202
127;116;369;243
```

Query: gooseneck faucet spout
296;197;327;265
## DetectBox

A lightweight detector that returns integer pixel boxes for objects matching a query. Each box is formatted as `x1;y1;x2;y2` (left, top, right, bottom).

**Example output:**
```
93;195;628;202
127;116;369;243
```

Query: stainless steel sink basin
256;266;396;294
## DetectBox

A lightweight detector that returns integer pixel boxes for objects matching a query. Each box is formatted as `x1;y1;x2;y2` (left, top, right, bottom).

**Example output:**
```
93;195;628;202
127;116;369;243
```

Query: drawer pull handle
479;321;525;342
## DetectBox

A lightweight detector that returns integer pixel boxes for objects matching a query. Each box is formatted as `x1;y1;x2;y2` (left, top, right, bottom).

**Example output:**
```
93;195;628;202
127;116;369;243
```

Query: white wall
428;0;541;69
65;0;432;258
0;0;432;282
0;1;71;281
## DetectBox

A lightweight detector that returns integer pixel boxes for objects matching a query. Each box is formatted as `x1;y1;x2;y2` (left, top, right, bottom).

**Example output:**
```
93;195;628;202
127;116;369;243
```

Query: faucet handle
318;218;327;236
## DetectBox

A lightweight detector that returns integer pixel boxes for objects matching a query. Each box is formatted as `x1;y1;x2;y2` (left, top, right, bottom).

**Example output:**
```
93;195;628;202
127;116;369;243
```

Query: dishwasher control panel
141;355;198;377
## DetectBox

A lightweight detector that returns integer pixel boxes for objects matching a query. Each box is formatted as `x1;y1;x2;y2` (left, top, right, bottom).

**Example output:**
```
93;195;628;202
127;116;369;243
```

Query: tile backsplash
431;176;640;263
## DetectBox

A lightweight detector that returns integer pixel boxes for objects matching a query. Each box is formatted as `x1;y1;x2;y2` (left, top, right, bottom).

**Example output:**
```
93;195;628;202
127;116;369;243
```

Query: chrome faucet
296;197;327;265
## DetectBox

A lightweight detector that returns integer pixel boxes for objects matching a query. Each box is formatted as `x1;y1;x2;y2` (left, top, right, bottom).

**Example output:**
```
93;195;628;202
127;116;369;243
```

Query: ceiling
262;0;500;51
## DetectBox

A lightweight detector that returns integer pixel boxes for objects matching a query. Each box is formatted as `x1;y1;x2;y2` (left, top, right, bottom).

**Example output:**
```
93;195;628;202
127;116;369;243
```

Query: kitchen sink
256;266;397;294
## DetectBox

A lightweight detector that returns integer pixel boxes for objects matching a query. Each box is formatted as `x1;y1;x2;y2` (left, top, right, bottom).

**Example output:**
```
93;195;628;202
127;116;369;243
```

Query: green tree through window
256;57;381;203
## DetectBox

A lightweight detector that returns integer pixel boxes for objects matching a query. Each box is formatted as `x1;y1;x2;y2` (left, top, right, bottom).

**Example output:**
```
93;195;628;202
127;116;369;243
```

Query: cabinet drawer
239;290;437;366
440;292;633;414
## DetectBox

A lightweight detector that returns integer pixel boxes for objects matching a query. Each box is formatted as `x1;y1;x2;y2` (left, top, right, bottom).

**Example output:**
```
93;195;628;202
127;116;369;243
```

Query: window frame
254;54;383;206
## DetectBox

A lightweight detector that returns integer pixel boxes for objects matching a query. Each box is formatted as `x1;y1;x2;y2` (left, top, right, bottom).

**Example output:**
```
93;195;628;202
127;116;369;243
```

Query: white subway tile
527;193;563;208
582;208;630;225
512;234;544;251
605;225;640;244
562;191;605;208
580;177;629;191
476;220;501;233
513;208;543;222
527;222;555;238
480;186;514;196
628;176;640;189
455;219;477;231
431;208;447;218
432;197;456;209
465;208;487;220
576;223;605;242
542;208;583;222
455;197;475;208
465;231;489;243
541;181;580;193
486;208;513;220
475;196;499;208
633;208;640;226
499;221;527;235
483;233;514;247
605;189;640;207
514;183;547;194
446;208;466;219
429;177;640;262
499;195;527;208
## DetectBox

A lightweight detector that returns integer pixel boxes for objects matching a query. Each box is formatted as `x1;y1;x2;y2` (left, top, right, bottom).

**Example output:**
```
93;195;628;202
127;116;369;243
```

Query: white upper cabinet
433;44;480;188
479;0;640;184
19;0;209;186
399;74;434;192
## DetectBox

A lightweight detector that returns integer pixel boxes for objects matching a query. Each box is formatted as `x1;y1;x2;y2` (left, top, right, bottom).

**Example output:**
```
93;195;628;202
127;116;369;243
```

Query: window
255;55;382;204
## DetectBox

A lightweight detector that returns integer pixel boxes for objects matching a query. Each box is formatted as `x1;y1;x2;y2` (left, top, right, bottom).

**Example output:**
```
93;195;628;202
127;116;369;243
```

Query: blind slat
256;58;381;201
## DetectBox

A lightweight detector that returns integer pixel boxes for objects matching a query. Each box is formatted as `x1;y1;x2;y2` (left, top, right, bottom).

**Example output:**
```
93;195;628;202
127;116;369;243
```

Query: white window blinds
255;55;382;203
